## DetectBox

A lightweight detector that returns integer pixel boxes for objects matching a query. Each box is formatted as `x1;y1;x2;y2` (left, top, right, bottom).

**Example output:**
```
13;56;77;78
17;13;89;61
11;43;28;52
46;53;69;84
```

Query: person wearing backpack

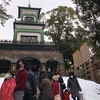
38;72;52;100
23;66;37;100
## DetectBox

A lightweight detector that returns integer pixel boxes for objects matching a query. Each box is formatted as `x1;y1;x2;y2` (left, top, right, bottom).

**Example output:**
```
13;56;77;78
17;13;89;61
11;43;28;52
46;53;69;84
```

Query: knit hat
55;71;60;75
52;75;58;81
69;72;74;76
42;72;48;78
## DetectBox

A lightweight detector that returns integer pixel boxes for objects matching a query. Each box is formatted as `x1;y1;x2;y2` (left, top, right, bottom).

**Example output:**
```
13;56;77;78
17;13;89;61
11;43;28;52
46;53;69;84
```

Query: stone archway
23;57;41;72
0;59;11;73
46;59;60;74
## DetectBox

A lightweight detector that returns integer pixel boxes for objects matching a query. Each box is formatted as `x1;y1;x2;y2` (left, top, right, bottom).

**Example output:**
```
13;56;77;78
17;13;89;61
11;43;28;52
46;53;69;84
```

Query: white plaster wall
17;32;41;42
15;25;43;30
21;9;39;15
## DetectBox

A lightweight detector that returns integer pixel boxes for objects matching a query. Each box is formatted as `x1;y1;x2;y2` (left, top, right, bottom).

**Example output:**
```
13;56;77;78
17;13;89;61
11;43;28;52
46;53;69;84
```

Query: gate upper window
25;17;35;23
20;35;38;42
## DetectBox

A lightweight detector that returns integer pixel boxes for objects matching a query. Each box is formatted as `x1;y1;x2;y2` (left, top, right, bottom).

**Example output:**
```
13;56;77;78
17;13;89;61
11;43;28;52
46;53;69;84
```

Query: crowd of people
0;59;82;100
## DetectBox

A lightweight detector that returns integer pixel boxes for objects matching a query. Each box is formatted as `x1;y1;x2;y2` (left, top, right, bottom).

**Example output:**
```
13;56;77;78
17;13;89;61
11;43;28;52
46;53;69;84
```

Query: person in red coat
52;75;62;100
0;70;16;100
64;89;71;100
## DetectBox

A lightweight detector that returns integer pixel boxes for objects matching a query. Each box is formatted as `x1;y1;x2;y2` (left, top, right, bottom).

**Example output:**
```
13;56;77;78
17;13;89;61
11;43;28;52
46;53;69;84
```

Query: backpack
25;80;32;91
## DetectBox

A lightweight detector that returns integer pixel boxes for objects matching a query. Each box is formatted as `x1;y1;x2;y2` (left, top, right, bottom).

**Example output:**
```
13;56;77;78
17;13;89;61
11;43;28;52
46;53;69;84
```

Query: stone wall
0;49;65;75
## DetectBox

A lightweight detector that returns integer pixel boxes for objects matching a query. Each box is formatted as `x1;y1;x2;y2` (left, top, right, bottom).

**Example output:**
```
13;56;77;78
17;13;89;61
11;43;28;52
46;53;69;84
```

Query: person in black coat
56;71;66;90
23;66;37;100
67;72;82;100
47;68;53;81
39;66;46;84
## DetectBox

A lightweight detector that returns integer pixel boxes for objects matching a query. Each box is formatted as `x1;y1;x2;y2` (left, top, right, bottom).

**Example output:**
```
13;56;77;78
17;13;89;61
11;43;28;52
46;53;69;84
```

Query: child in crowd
0;70;16;100
64;89;71;100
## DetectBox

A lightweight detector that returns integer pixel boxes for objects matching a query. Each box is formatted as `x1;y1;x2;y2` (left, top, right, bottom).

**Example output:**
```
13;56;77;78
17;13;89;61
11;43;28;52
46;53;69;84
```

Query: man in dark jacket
39;66;46;84
24;66;37;100
14;59;28;100
47;68;53;81
67;72;82;100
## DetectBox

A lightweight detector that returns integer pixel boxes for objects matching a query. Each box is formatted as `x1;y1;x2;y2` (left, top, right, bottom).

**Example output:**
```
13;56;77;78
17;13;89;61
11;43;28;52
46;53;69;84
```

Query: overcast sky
0;0;75;40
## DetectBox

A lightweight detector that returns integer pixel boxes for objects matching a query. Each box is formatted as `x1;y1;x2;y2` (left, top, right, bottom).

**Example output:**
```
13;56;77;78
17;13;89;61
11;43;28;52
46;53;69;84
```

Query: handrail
0;40;55;45
14;19;44;24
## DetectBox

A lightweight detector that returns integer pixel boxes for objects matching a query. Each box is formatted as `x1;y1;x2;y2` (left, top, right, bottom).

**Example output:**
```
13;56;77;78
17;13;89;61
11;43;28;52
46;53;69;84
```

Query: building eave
0;43;60;51
13;22;45;30
18;6;41;18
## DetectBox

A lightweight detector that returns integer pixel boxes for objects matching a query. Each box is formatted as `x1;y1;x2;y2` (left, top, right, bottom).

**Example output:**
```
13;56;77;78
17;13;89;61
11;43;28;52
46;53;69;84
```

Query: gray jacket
67;77;82;98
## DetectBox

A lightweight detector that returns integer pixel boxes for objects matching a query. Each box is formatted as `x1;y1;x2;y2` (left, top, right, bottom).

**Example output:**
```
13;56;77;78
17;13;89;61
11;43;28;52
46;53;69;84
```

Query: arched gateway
23;57;41;72
16;57;41;72
16;57;60;74
46;59;59;74
0;5;65;75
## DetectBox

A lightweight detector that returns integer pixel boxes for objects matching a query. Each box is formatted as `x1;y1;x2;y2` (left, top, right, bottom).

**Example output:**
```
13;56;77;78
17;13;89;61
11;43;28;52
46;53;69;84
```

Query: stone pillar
60;63;65;76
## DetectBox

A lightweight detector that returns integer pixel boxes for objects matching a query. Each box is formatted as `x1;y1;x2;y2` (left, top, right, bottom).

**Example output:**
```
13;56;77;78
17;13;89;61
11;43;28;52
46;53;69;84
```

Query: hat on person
69;72;74;76
52;75;58;81
55;71;60;75
42;72;48;78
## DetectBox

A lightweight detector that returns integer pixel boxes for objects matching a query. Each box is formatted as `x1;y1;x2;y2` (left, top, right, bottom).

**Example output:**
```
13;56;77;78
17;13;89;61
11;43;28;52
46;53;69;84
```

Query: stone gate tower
13;6;45;42
0;5;65;75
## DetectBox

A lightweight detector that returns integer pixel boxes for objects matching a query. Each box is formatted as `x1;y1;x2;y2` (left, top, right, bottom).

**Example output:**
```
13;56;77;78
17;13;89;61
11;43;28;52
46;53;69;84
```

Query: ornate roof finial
28;0;31;8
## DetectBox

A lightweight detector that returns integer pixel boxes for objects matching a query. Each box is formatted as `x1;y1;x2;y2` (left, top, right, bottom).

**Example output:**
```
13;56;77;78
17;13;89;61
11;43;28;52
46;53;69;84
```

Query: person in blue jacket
24;66;37;100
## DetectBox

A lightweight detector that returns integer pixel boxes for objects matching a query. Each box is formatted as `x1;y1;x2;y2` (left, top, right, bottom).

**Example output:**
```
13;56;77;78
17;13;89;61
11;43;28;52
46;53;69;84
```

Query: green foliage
0;0;12;26
0;73;5;77
72;0;100;58
44;6;81;44
64;61;71;69
40;6;90;65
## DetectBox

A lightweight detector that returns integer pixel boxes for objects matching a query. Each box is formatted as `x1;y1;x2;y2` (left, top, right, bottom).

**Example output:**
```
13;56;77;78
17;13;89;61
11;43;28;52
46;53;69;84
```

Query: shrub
0;73;5;77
